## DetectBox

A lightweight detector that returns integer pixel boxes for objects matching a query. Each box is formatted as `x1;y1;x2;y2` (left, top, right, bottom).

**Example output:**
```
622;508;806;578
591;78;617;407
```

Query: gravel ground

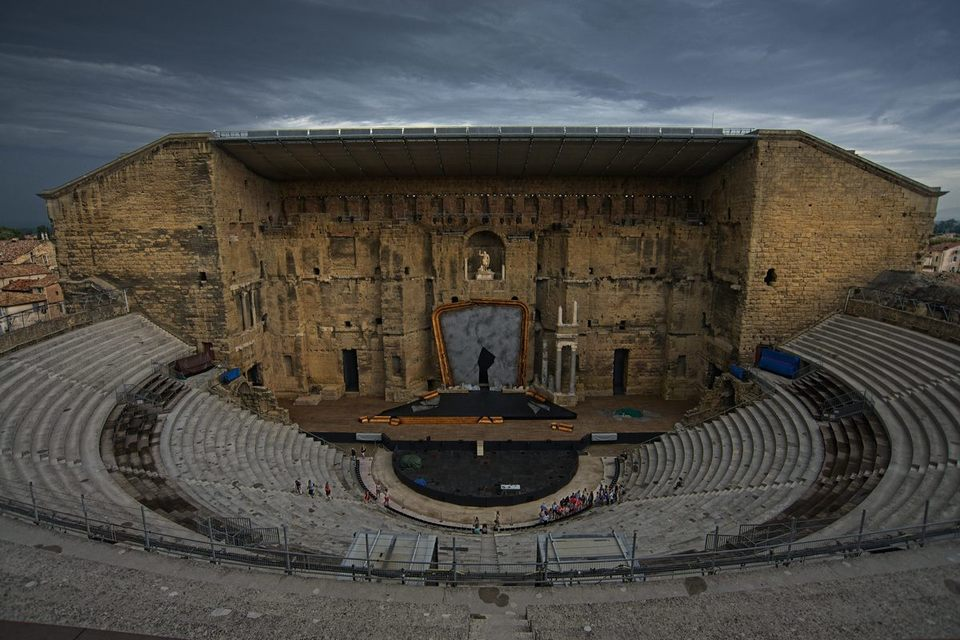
527;563;960;640
3;515;960;640
0;539;470;640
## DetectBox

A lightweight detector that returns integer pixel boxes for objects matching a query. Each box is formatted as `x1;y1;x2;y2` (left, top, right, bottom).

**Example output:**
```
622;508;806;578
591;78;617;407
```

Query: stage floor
384;390;577;421
281;394;694;443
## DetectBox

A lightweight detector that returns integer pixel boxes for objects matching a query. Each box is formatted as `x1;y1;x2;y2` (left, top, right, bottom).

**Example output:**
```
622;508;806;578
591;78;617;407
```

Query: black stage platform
385;390;577;420
392;440;580;507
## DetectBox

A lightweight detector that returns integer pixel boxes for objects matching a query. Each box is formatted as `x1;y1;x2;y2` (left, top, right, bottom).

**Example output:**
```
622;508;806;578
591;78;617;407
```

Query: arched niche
465;230;505;281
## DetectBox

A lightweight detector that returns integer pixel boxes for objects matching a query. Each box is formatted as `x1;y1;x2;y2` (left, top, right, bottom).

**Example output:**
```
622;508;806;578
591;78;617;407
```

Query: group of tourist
471;511;503;534
362;481;390;508
294;478;332;499
538;482;622;523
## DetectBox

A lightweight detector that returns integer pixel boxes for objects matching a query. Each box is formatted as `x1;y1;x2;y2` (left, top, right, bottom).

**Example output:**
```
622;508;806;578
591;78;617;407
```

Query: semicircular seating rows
2;310;956;570
784;313;960;538
0;314;194;536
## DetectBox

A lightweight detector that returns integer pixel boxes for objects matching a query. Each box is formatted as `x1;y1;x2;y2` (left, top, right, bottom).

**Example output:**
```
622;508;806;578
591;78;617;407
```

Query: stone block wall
45;136;225;348
736;133;939;359
43;132;942;403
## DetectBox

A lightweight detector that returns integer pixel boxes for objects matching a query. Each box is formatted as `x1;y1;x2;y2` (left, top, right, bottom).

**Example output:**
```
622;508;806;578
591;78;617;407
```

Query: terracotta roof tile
2;275;59;292
0;290;46;307
0;264;49;279
0;239;42;263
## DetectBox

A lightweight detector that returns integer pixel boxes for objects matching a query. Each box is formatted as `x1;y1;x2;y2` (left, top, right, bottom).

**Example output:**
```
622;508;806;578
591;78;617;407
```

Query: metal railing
0;301;66;334
845;286;960;325
2;479;957;585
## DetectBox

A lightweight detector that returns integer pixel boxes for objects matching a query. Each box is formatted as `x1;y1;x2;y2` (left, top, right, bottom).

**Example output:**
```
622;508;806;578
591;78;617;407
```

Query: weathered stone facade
42;129;942;404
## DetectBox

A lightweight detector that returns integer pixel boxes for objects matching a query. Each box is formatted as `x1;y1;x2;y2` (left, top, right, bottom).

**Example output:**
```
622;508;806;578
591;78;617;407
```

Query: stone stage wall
43;131;941;404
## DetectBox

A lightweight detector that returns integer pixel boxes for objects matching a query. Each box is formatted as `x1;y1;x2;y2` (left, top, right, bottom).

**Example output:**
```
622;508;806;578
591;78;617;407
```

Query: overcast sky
1;0;958;229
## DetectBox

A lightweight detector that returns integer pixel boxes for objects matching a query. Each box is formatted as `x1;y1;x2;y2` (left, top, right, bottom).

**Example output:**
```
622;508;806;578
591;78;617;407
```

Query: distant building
0;238;63;333
0;237;57;268
921;242;960;273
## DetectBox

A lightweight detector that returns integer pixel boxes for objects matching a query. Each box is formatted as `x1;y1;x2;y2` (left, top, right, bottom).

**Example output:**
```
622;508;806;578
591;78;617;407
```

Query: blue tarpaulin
730;364;747;380
219;367;241;384
756;347;801;378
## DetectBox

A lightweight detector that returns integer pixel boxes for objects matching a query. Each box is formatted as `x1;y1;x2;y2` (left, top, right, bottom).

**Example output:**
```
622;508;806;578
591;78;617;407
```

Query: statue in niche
475;249;494;280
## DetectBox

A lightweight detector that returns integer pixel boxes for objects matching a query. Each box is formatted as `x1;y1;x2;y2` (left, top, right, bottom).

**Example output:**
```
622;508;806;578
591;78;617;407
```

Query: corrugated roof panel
374;140;418;176
437;140;471;174
578;139;629;174
521;139;563;175
467;139;499;175
497;140;531;175
549;139;596;174
341;141;391;175
311;143;365;177
407;140;443;175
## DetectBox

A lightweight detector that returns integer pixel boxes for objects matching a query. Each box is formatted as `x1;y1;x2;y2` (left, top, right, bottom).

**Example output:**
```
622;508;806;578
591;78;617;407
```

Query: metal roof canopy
213;126;758;180
536;532;632;574
341;530;438;582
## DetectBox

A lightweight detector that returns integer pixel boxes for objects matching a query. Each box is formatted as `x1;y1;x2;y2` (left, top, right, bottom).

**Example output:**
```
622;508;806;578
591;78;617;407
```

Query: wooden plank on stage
380;415;507;425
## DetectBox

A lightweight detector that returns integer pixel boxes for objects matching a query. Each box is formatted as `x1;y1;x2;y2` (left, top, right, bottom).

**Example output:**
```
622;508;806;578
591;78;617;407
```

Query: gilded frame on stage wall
431;299;530;387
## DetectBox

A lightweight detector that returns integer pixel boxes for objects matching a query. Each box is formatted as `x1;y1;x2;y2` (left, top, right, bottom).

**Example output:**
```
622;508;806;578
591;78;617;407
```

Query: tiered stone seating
0;314;194;537
99;373;197;524
156;387;425;554
553;389;826;554
785;313;960;535
781;371;890;524
4;308;956;573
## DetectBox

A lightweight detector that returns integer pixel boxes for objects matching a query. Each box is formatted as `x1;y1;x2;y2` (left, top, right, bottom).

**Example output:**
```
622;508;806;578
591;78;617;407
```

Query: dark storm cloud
0;0;958;227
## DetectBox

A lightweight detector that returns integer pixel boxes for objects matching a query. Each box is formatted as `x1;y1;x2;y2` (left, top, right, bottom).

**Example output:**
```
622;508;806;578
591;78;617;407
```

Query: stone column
568;347;577;395
240;291;250;330
554;343;563;393
540;338;549;384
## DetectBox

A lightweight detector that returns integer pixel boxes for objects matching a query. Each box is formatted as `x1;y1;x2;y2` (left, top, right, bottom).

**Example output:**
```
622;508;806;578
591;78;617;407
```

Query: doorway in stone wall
342;349;359;392
613;349;628;395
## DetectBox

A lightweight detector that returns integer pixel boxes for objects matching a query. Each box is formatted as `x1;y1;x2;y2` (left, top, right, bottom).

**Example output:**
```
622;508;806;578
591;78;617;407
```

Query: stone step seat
650;432;683;498
754;399;794;485
830;314;960;375
294;432;317;489
687;422;714;491
635;440;657;492
784;315;960;540
739;404;767;488
800;317;941;383
900;391;948;466
674;429;697;490
635;438;666;498
788;333;895;399
930;382;960;460
0;315;129;389
66;341;191;468
632;390;820;526
333;446;358;493
791;333;903;398
814;321;944;391
649;432;678;498
881;396;955;528
156;389;348;528
0;315;193;541
754;400;801;495
586;485;800;544
791;372;856;417
735;391;822;522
